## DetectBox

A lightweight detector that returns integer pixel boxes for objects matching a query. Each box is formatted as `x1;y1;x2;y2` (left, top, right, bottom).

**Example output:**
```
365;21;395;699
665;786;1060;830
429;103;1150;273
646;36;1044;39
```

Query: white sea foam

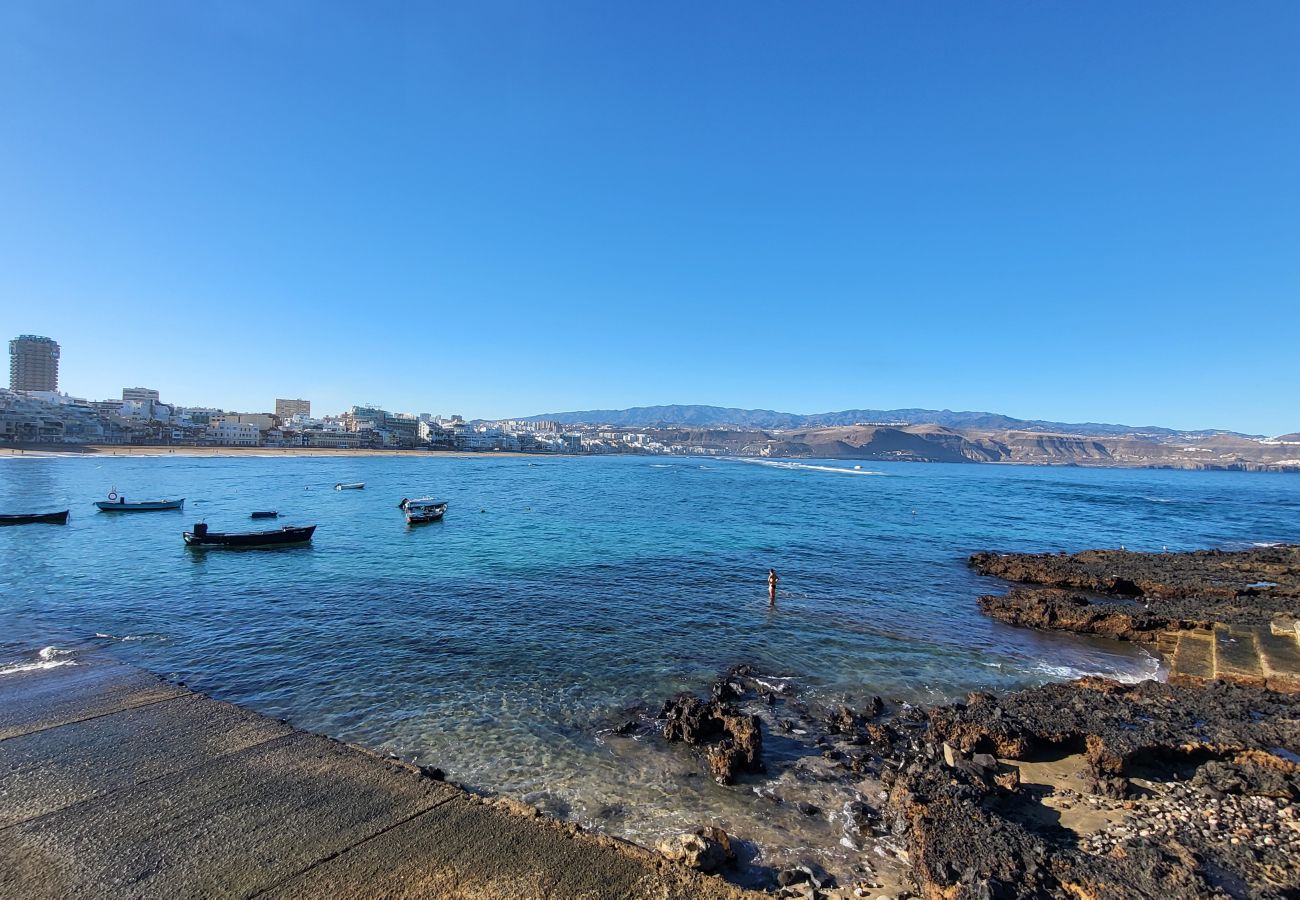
0;453;83;460
754;677;791;694
0;646;76;676
1028;650;1160;685
732;458;885;476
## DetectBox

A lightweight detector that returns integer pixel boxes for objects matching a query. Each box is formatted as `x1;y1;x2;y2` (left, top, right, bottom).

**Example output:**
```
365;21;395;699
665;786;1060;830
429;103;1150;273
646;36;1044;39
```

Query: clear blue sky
1;2;1297;434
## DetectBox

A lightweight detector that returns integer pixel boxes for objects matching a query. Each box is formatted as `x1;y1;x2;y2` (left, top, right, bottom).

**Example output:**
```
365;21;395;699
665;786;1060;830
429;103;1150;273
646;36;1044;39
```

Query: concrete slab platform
0;731;459;899
0;663;186;740
0;659;756;899
0;692;294;827
1256;629;1300;691
267;793;742;900
1212;625;1266;687
1167;631;1214;683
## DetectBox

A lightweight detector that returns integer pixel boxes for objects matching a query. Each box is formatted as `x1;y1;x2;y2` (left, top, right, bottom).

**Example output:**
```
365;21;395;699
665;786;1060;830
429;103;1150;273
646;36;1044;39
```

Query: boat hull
249;511;279;519
401;498;448;524
184;525;316;549
335;483;364;491
95;499;185;512
0;510;69;526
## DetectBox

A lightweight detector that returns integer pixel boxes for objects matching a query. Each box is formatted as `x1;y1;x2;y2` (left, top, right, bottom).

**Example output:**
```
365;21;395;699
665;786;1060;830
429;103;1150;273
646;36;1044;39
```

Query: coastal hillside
628;424;1300;471
521;404;1260;440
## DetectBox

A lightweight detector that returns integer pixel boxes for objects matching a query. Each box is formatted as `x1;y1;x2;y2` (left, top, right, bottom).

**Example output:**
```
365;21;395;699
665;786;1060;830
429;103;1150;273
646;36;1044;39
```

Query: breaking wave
0;646;76;676
1026;650;1160;685
732;459;886;476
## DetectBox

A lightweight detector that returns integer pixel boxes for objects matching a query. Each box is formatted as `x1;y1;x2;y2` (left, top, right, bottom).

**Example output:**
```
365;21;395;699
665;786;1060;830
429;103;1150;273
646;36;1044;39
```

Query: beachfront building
341;405;422;449
299;427;365;449
9;335;60;392
275;398;310;419
212;412;277;432
204;420;260;446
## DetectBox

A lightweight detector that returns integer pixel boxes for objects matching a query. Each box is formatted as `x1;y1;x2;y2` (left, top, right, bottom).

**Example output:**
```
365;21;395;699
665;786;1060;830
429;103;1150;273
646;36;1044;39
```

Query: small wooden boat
0;510;69;526
95;497;184;512
335;482;365;491
400;497;448;524
250;511;279;519
183;522;316;549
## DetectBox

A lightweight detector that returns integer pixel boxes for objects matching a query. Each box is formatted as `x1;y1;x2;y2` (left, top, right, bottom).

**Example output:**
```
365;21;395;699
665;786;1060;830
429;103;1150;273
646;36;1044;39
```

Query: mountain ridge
516;404;1264;439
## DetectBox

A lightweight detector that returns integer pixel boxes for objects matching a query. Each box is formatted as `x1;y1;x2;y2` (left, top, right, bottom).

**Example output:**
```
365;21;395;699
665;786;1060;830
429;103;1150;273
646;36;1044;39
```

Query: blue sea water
2;454;1298;869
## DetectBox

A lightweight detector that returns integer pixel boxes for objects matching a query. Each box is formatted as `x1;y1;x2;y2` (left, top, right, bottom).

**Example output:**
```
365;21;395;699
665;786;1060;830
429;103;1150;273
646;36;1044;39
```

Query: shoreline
3;443;1298;472
1;445;559;459
4;515;1298;894
0;656;751;899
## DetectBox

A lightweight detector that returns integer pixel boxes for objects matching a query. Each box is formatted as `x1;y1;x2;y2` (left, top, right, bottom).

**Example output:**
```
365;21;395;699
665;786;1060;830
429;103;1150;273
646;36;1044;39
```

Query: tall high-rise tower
9;335;60;392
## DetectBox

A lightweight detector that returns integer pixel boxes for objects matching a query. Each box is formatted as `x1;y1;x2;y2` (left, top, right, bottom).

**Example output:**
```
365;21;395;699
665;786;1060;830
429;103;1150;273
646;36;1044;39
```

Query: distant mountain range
519;405;1259;439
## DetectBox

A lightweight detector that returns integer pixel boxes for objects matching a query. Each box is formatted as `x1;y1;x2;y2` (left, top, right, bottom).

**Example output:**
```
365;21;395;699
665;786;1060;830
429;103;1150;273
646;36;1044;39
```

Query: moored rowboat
335;482;364;491
95;498;184;512
0;510;70;526
183;522;316;549
400;497;448;524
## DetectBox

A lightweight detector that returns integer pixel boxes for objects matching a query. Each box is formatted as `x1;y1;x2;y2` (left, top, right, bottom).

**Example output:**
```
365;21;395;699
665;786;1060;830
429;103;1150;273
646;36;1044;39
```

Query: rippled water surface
3;454;1298;869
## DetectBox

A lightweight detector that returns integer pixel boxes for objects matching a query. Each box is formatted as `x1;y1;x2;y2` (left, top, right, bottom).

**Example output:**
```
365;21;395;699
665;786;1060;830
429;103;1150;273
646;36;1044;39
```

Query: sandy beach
1;445;547;459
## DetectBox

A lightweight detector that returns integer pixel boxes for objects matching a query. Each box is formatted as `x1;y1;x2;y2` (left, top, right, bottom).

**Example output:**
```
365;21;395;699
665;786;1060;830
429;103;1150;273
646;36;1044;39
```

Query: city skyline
2;3;1298;434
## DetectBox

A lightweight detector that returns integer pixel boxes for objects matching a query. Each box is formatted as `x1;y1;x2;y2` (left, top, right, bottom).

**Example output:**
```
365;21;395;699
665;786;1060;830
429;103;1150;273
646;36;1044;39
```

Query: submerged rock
659;693;764;784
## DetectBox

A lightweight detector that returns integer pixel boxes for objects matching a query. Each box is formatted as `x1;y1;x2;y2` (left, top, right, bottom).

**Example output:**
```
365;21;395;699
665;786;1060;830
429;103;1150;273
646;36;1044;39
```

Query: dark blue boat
0;510;69;526
183;522;315;549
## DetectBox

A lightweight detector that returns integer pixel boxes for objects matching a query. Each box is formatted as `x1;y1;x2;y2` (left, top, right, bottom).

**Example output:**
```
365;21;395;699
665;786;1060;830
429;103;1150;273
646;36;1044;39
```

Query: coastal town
7;335;1297;471
2;335;687;456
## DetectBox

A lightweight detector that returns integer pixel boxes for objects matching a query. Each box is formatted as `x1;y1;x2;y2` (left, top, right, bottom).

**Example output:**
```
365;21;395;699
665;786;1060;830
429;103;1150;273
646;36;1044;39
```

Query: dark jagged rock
825;696;884;738
659;693;764;785
929;678;1300;784
879;677;1300;899
978;588;1181;641
970;545;1300;635
1192;749;1300;800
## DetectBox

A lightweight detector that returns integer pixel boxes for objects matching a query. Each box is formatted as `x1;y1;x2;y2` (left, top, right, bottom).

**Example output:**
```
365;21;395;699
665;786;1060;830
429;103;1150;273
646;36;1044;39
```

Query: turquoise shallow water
3;454;1298;869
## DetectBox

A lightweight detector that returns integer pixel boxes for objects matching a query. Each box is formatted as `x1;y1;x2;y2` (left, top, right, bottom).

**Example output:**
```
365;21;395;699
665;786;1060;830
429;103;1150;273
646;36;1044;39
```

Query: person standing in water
767;568;779;606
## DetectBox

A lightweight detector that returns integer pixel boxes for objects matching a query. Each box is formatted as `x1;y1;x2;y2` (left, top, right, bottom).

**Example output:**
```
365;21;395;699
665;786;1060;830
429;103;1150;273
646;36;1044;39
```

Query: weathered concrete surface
0;660;751;900
0;692;294;827
0;662;186;740
268;794;726;900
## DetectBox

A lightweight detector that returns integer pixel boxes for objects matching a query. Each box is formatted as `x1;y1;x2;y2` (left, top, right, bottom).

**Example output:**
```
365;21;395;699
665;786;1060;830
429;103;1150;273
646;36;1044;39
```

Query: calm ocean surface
3;454;1298;866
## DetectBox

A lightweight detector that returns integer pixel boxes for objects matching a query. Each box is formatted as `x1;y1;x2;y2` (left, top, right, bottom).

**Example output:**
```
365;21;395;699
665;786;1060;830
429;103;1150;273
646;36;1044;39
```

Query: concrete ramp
0;660;750;900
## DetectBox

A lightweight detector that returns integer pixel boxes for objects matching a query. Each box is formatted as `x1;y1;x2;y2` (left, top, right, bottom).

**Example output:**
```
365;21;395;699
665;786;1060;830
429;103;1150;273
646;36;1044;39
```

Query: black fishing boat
183;522;316;549
0;510;69;526
249;511;279;519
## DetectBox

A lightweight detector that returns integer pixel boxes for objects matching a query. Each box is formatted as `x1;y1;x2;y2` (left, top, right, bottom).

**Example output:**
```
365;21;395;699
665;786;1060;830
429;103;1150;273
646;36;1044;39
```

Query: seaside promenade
0;658;751;900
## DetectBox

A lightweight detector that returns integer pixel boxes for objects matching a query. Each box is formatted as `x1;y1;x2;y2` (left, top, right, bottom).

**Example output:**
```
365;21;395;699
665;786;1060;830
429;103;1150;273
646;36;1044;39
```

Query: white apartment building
205;421;260;446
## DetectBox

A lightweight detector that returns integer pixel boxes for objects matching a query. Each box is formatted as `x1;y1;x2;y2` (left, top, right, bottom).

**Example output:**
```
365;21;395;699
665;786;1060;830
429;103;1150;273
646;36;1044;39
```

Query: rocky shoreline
971;545;1300;640
620;546;1300;899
